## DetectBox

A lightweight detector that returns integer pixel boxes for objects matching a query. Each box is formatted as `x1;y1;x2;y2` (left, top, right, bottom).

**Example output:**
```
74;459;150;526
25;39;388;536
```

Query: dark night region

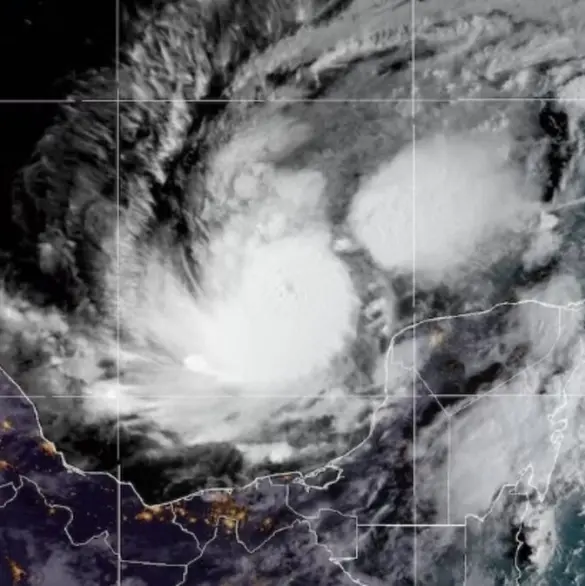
0;0;113;269
0;375;309;584
0;377;197;579
121;561;185;586
118;487;201;565
0;477;118;586
0;0;116;100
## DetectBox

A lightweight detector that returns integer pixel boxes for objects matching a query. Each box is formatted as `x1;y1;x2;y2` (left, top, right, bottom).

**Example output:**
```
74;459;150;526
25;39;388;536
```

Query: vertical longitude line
447;420;451;524
463;523;468;585
115;0;122;583
410;0;417;582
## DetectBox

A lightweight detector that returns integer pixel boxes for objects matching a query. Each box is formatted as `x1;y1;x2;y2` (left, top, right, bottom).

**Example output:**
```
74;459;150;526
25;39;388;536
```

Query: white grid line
115;0;122;583
411;0;418;582
357;523;466;528
447;419;451;526
464;524;468;586
4;97;585;104
2;393;583;399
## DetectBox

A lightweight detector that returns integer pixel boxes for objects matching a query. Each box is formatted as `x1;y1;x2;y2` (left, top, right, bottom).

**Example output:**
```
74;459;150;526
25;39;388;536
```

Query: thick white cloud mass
85;167;362;459
348;133;542;282
200;230;358;390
